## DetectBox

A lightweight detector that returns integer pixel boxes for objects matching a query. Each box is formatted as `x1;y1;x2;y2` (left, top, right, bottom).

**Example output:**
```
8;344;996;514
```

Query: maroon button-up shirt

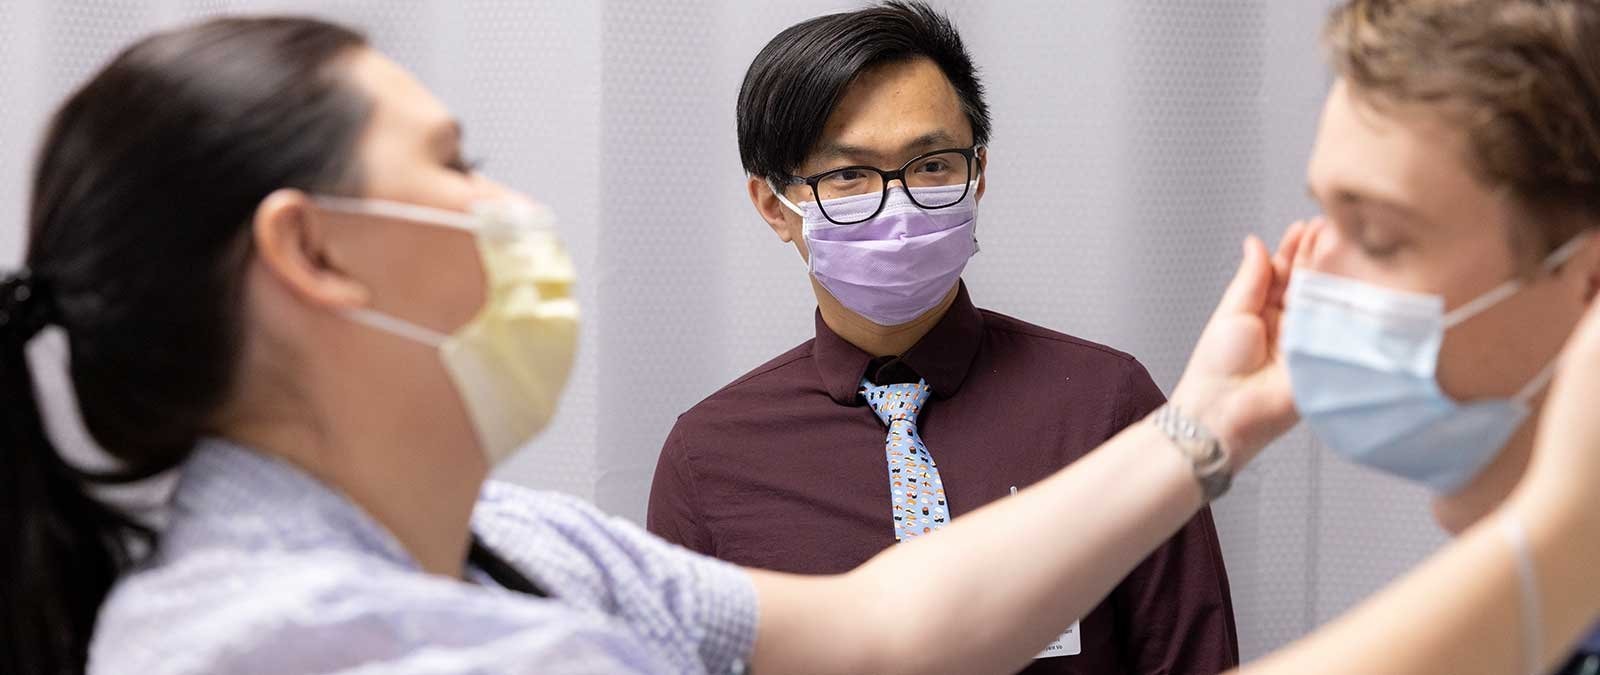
647;283;1238;674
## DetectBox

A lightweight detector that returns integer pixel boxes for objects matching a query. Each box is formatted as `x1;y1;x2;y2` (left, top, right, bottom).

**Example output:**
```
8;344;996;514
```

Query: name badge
1036;620;1082;659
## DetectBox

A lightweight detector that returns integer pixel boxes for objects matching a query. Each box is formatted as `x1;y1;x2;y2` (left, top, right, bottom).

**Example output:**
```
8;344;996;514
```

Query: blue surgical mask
1282;236;1585;494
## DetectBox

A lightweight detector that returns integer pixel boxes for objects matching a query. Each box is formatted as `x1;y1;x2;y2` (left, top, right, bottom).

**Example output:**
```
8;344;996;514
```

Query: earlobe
747;175;797;244
253;189;370;310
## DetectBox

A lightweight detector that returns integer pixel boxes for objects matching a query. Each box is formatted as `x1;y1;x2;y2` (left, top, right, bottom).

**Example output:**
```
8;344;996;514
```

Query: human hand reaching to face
1170;219;1322;470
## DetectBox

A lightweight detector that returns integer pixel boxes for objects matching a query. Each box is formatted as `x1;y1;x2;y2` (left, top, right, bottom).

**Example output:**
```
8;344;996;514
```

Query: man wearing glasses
646;3;1236;672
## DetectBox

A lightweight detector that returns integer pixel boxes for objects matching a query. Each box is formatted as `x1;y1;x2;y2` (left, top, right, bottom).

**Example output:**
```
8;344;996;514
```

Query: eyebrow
815;131;963;164
1307;183;1434;229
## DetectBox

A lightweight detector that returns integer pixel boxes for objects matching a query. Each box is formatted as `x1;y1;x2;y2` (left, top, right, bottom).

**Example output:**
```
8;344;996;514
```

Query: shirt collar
813;281;985;405
166;438;417;570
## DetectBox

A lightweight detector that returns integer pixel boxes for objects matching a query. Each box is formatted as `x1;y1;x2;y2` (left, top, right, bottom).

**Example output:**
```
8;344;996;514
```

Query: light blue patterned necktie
861;378;949;542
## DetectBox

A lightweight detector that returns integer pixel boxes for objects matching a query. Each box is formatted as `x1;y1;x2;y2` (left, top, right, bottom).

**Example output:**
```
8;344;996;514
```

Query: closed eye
446;155;483;174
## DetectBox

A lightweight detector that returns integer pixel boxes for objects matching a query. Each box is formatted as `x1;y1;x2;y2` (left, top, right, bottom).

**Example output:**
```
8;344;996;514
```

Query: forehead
1307;79;1487;213
815;57;972;155
342;48;455;140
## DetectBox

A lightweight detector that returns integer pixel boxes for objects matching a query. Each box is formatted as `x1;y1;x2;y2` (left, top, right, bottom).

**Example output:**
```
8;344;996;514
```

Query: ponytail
2;16;372;672
1;271;147;674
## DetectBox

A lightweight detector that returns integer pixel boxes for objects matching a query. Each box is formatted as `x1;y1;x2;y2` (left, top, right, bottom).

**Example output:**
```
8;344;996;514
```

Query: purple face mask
776;182;979;326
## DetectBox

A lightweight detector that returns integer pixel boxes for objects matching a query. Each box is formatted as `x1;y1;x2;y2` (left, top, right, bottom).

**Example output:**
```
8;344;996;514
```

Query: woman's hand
1515;293;1600;559
1171;219;1319;470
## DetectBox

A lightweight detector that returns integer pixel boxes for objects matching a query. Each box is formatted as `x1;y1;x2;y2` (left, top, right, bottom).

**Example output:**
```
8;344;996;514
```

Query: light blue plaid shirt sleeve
88;440;758;675
472;482;759;674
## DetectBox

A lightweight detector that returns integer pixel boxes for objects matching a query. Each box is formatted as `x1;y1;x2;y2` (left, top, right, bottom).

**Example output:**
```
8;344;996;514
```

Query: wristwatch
1151;404;1233;501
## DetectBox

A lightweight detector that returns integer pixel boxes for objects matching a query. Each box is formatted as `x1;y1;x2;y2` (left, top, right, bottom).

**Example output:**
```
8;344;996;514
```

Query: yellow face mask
312;196;580;466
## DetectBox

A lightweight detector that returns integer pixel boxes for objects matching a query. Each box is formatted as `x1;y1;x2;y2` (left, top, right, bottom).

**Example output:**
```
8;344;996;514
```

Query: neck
814;278;959;357
1431;399;1543;536
219;338;485;579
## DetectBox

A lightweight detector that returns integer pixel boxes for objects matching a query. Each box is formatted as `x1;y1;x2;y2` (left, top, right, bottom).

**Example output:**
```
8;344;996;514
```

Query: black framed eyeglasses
782;146;983;225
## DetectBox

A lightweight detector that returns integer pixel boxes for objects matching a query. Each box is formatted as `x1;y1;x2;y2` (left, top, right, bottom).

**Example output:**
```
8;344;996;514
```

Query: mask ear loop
1512;357;1560;406
311;196;479;231
1442;234;1593;329
770;184;806;219
343;307;449;348
768;180;822;275
1441;282;1523;329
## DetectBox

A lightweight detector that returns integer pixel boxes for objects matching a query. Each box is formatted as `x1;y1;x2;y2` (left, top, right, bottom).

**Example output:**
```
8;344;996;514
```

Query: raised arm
748;224;1311;675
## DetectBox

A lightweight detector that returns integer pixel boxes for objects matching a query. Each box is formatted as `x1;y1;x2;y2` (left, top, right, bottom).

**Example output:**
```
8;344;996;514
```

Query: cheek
436;235;488;329
1436;281;1577;400
371;229;486;334
1435;308;1518;400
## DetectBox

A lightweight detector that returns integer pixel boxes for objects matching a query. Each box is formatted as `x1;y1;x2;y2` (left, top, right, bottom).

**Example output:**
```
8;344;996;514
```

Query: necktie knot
861;379;932;427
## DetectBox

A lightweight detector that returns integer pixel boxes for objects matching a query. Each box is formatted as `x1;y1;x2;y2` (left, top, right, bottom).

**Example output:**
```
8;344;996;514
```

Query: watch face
1154;406;1230;500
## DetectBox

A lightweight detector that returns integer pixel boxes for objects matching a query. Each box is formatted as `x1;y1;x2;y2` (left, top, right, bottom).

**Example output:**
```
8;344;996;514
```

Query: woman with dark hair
3;11;1600;675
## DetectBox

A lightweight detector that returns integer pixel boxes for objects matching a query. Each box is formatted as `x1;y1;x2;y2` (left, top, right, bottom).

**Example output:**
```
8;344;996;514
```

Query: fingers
1521;295;1600;513
1268;220;1309;303
1294;217;1327;270
1262;219;1315;349
1215;235;1274;317
1273;220;1309;277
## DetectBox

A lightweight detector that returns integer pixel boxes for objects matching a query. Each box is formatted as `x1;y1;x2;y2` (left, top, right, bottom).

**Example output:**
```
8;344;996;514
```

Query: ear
974;146;989;203
747;175;803;244
252;189;371;311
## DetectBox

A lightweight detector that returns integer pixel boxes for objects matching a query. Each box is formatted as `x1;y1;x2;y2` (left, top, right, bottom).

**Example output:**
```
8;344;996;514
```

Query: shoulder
473;481;753;601
92;545;634;674
975;308;1165;419
669;338;817;436
472;482;758;670
979;308;1145;373
700;339;816;404
472;482;654;566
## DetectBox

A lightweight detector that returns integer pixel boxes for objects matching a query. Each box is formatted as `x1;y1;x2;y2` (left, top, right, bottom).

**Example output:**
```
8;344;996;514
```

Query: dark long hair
1;17;371;674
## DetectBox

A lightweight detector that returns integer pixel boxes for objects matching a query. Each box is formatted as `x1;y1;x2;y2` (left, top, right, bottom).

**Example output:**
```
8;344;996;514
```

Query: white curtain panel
0;0;1447;660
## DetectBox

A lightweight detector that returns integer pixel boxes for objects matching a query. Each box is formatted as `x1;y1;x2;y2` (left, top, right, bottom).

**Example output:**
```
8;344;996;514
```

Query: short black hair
737;1;992;184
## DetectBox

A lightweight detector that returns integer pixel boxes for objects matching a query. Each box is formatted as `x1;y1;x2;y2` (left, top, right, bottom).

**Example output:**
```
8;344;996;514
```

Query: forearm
750;418;1209;675
1238;500;1600;675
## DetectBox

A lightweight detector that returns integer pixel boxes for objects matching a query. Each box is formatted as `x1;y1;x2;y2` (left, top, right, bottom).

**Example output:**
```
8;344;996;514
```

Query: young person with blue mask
1281;1;1600;672
6;7;1600;675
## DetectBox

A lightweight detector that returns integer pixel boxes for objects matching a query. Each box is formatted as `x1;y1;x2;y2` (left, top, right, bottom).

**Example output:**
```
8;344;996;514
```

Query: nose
472;175;545;210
